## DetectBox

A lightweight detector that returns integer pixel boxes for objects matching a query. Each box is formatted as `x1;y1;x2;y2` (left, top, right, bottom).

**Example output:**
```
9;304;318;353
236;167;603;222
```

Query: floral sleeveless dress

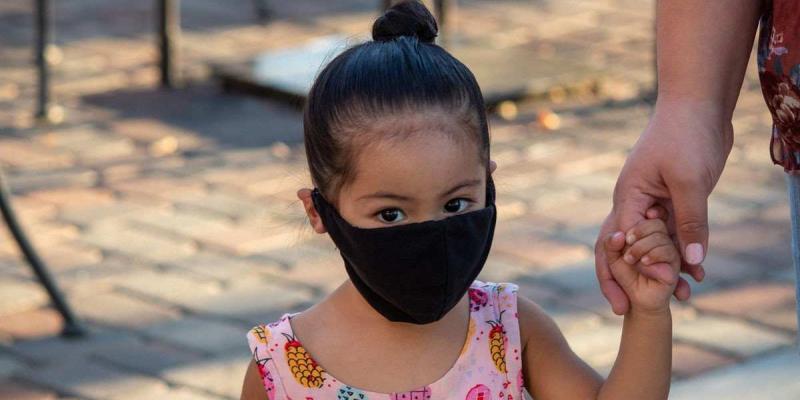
246;280;527;400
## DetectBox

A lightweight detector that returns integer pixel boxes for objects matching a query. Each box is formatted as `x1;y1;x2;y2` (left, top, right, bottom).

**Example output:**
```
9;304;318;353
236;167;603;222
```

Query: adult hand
595;99;734;315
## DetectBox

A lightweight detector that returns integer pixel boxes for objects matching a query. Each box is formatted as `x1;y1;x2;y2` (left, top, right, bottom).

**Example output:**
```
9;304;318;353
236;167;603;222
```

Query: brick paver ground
0;0;797;399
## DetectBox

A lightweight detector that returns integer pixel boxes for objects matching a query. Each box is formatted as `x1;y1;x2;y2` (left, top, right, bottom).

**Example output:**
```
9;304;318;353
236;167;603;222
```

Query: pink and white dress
246;280;527;400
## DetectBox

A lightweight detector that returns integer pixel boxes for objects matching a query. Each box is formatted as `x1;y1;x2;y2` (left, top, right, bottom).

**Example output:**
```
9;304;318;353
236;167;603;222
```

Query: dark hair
303;0;489;199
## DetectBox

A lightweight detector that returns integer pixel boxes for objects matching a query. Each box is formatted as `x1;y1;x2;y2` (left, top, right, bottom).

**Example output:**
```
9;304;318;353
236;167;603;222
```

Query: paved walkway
0;0;797;399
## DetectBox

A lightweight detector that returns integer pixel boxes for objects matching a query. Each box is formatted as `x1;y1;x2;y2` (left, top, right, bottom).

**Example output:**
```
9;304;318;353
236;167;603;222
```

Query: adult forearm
656;0;762;118
597;310;672;400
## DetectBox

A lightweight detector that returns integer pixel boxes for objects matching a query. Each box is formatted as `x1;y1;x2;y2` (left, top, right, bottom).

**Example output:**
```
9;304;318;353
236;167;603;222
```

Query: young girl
241;2;679;399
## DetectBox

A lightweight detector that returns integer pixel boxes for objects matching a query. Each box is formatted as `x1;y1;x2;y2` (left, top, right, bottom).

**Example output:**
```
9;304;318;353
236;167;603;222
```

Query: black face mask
311;175;497;325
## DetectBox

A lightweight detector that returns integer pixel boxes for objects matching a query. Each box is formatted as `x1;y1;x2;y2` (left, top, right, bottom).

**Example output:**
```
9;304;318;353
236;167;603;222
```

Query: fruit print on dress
487;311;507;374
251;325;271;344
465;384;491;400
469;288;489;311
249;326;276;398
337;385;367;400
390;386;432;400
495;284;516;312
255;360;276;399
495;284;506;294
248;282;525;399
283;332;325;388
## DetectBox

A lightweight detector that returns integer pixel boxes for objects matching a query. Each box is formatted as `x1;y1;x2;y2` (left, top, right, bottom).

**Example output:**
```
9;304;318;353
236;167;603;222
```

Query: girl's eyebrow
358;179;481;201
440;179;482;197
357;192;413;201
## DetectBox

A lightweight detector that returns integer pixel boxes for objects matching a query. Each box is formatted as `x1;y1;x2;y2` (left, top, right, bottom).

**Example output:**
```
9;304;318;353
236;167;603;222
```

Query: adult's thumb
671;186;709;266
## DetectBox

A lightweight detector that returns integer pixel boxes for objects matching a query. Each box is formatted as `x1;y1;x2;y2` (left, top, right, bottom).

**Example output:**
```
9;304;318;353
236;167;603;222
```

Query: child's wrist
628;304;671;320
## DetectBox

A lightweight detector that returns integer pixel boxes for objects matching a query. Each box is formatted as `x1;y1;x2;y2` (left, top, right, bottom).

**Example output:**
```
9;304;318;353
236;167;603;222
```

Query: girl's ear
297;188;327;234
489;160;498;174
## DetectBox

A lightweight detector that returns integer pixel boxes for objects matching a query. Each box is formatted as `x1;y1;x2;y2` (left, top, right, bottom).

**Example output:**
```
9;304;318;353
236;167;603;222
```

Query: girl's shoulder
514;288;572;362
473;280;566;355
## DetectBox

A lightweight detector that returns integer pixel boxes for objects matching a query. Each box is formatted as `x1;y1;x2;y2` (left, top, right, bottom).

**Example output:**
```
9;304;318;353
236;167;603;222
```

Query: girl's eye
444;198;470;213
377;208;406;224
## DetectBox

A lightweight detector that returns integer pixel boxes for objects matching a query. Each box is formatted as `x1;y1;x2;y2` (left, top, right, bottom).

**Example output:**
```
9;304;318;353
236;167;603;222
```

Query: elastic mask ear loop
486;174;496;206
311;188;339;232
310;188;329;213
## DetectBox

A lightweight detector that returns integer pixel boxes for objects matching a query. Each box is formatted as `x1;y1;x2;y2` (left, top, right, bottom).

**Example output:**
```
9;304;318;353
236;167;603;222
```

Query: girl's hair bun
372;1;438;44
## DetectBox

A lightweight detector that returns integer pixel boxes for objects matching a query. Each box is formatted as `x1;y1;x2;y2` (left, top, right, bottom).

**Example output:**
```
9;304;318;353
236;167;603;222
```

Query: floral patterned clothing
758;0;800;172
246;280;527;400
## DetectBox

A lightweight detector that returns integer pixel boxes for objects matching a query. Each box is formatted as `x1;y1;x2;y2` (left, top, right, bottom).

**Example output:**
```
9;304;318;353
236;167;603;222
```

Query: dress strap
246;316;292;400
469;280;526;395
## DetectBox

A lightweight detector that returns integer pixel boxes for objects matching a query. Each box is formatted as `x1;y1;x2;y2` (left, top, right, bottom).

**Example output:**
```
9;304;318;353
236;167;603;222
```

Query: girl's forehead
347;132;485;195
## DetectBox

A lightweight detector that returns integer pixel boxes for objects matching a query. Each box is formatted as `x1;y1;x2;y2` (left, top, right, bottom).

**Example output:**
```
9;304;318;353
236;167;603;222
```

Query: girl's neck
286;279;473;394
305;279;469;340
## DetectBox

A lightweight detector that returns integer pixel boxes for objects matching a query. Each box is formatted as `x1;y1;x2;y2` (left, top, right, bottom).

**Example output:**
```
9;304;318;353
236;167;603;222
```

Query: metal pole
0;169;86;338
253;0;271;22
158;0;180;88
35;0;52;120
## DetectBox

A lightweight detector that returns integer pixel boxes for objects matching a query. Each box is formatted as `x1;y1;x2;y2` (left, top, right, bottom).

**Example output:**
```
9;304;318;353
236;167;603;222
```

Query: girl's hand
603;218;681;315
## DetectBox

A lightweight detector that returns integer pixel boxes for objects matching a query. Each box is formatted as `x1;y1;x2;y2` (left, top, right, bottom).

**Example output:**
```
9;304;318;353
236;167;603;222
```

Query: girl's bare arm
240;360;269;400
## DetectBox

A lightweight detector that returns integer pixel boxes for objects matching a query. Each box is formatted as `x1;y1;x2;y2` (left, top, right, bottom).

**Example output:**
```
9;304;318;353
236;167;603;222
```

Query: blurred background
0;0;797;399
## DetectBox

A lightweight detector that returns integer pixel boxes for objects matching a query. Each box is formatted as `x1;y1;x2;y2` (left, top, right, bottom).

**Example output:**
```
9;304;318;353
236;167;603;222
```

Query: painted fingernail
686;243;704;265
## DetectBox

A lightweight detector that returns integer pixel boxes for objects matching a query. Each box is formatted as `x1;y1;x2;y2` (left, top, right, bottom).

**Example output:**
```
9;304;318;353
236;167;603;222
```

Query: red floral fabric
758;0;800;172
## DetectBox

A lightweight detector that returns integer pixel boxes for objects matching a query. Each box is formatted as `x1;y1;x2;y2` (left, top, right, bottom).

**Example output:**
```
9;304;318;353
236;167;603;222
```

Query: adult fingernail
686;243;704;264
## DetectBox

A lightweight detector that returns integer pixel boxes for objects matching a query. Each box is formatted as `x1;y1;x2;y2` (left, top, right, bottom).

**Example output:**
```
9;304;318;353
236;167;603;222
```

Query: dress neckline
279;286;477;396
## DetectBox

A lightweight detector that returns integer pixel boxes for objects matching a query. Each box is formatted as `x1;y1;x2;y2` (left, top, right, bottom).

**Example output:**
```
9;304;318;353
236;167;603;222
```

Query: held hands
603;217;681;315
595;100;733;315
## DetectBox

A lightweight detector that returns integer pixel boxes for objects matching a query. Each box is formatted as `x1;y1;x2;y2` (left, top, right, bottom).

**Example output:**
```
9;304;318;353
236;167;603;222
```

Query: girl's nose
419;209;449;223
